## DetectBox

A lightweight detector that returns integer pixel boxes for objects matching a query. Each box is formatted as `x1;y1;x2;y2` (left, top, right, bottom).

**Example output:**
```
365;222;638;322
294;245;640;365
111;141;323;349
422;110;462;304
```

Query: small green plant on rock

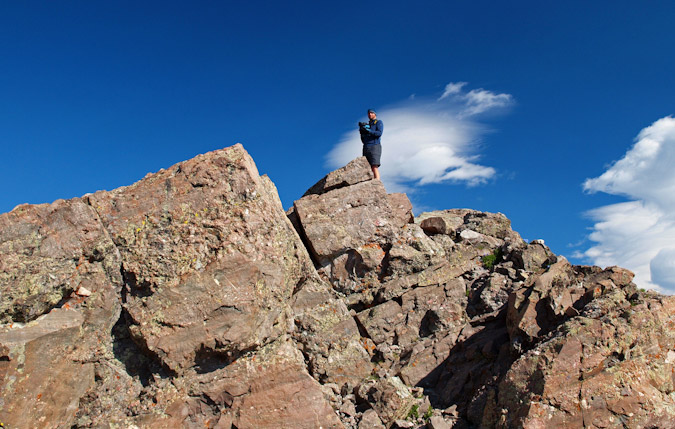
424;406;434;420
407;404;419;420
481;247;503;270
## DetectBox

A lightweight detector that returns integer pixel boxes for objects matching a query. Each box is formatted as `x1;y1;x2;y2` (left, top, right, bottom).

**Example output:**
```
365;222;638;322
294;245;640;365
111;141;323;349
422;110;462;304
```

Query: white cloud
462;89;513;117
438;82;512;117
438;82;467;100
582;116;675;292
326;82;511;195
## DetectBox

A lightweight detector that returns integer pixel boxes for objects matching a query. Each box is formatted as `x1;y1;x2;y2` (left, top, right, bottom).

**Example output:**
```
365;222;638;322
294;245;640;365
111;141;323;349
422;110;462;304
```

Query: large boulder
86;144;311;374
303;156;374;196
294;179;409;267
0;144;341;427
292;157;413;268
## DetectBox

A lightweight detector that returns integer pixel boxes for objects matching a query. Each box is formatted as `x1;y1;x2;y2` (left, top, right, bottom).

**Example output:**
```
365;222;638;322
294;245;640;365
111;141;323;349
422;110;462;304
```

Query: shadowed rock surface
2;146;674;428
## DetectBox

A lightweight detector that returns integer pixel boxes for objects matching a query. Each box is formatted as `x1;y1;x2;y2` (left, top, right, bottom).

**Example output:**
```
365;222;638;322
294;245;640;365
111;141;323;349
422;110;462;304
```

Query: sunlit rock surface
2;145;674;428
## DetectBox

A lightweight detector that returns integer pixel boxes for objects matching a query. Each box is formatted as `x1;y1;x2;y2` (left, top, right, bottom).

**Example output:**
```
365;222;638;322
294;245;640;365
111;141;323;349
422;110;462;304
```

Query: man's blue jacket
360;119;383;145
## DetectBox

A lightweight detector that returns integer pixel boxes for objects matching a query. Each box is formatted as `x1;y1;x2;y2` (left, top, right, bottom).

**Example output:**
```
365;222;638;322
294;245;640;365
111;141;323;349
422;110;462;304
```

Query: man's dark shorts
363;144;382;167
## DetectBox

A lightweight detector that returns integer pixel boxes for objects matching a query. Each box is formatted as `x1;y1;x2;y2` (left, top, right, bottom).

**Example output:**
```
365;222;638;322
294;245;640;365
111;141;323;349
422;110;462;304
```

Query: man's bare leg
372;165;380;180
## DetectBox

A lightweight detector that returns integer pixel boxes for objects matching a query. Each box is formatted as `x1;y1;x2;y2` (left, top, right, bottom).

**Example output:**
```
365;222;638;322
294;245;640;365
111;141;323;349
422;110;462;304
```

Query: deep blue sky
2;1;674;278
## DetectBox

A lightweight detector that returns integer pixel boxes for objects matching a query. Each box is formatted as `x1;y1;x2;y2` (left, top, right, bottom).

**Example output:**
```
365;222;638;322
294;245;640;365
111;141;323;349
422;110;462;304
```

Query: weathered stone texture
294;179;405;266
193;338;344;429
2;146;675;429
356;376;416;426
303;156;374;196
87;144;311;373
291;277;372;386
0;325;95;428
497;293;675;429
0;144;330;428
0;198;121;324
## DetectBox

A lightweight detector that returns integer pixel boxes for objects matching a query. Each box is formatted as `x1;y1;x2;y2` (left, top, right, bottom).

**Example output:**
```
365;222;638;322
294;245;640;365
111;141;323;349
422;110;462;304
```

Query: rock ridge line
1;143;675;429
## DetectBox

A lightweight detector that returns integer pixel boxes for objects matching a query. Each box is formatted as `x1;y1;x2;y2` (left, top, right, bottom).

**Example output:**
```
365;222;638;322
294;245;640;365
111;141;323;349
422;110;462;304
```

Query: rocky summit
1;144;675;429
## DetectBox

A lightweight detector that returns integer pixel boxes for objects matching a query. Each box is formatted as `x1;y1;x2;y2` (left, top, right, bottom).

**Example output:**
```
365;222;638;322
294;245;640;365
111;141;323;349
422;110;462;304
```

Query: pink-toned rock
497;294;675;429
377;260;473;302
387;192;414;227
359;409;386;428
385;224;446;278
511;241;555;272
417;209;523;244
303;156;374;196
399;284;466;345
469;272;511;314
356;377;415;427
398;333;460;387
291;277;373;386
294;179;407;265
459;209;521;242
419;214;463;236
196;339;344;429
0;319;97;429
356;300;405;345
0;196;123;428
3;145;675;429
506;258;577;342
0;198;121;323
87;144;311;373
506;260;638;346
1;144;336;427
428;415;452;429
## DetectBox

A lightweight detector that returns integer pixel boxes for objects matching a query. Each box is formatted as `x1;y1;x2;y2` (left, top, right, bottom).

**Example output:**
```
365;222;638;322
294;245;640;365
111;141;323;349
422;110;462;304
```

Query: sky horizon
2;1;675;291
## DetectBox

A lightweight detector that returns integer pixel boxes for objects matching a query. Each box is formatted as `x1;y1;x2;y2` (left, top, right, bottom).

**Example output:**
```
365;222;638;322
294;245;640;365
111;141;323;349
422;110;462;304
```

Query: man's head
368;109;377;120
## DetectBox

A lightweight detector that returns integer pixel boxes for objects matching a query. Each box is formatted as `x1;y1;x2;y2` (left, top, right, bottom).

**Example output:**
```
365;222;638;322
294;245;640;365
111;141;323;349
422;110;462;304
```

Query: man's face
368;112;376;120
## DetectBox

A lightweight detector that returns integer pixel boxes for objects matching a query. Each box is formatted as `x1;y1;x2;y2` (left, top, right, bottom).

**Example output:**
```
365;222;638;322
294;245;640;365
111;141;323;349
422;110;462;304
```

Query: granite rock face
2;147;675;429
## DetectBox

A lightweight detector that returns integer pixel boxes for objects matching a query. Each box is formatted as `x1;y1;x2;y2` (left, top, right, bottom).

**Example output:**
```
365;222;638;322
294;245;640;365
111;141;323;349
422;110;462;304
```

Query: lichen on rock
1;146;674;429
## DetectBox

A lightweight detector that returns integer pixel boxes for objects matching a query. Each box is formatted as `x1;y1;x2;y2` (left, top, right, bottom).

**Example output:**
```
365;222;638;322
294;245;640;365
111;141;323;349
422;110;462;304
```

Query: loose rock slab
294;180;406;266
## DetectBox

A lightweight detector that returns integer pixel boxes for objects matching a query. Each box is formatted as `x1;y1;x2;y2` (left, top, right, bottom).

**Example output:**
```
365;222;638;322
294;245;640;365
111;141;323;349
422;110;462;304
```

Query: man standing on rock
359;108;383;179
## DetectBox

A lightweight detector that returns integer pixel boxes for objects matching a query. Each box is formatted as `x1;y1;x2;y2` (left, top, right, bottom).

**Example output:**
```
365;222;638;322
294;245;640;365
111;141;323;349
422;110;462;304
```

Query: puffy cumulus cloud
326;82;511;194
582;116;675;292
581;201;675;291
584;116;675;210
